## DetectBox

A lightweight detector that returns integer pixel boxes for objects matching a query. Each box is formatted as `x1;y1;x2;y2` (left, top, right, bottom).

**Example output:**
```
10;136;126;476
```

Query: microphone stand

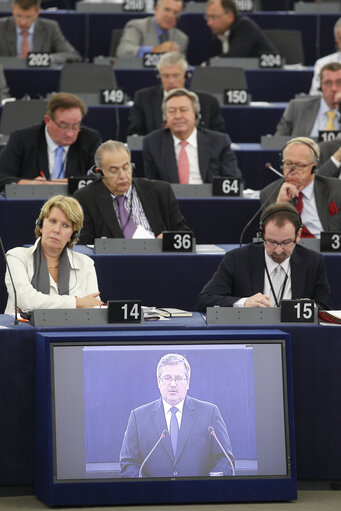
208;426;235;476
0;236;18;325
138;430;167;478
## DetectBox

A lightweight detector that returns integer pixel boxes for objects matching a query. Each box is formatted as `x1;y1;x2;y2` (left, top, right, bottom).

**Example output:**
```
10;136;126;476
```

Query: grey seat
190;66;247;94
263;29;305;65
0;99;48;135
59;63;116;93
109;28;124;57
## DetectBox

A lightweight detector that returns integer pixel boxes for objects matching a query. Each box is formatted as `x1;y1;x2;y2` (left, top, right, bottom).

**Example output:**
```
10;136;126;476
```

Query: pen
18;318;29;323
40;171;44;178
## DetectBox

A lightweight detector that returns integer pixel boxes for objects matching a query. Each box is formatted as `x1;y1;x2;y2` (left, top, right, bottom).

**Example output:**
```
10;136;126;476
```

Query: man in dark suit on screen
120;353;234;478
127;51;226;135
195;202;331;311
0;0;81;64
0;92;101;191
143;88;241;183
74;140;190;243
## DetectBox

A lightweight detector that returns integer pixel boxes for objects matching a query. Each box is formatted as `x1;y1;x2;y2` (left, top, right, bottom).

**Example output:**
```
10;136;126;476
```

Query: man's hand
152;41;179;53
244;293;273;307
277;182;301;202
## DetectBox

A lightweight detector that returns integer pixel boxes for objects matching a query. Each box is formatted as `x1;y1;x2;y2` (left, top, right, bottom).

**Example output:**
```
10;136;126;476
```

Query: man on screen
119;353;234;478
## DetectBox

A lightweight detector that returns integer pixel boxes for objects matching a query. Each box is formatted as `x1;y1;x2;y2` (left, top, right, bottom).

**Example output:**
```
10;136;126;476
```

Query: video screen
52;341;290;482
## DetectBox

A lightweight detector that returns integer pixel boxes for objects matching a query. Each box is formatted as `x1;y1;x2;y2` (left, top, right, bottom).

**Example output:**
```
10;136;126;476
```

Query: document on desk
318;310;341;325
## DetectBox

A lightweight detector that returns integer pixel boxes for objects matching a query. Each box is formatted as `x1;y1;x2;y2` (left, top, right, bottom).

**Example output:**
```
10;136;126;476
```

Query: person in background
4;195;103;314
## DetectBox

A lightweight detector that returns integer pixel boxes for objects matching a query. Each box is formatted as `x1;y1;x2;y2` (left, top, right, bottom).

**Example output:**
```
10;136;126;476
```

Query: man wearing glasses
260;137;341;238
275;62;341;136
120;353;234;478
195;202;331;311
0;92;101;191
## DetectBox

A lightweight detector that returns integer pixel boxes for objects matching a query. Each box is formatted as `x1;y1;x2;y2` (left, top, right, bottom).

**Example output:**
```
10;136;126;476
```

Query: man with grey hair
260;137;341;238
127;51;226;135
143;88;241;183
120;352;234;478
116;0;188;58
73;140;190;243
310;17;341;95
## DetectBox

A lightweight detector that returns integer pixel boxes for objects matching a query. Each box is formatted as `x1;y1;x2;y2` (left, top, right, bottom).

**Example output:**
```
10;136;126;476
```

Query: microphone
239;163;295;246
208;426;235;476
138;429;167;478
0;236;18;325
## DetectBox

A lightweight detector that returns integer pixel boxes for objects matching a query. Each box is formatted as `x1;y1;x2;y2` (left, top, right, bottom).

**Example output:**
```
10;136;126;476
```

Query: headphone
92;162;136;177
280;138;320;175
258;207;303;239
35;217;80;243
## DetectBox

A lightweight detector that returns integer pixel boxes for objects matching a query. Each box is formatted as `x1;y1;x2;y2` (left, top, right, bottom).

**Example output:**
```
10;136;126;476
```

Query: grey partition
209;57;260;70
5;184;68;199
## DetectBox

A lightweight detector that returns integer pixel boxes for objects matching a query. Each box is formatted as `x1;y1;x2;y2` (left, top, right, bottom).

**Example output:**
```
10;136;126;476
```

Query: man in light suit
195;202;331;311
260;137;341;238
74;140;190;243
275;62;341;137
0;92;101;191
127;52;226;135
0;0;82;64
143;88;241;183
120;353;234;478
116;0;188;58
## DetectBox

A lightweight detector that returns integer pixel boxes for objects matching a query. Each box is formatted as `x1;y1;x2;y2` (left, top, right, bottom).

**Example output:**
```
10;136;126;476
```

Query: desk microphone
0;236;18;325
239;163;294;246
208;426;235;476
138;429;167;478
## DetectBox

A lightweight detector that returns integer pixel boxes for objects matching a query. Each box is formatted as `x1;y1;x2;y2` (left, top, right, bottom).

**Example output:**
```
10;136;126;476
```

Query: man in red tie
143;88;241;184
0;0;81;64
260;137;341;237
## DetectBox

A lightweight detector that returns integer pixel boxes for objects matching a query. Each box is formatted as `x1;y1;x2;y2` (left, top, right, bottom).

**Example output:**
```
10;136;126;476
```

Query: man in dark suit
143;88;241;183
260;137;341;237
205;0;276;58
275;62;341;136
120;353;234;478
74;140;190;243
195;202;331;311
317;138;341;178
0;92;101;191
127;52;226;135
0;0;81;64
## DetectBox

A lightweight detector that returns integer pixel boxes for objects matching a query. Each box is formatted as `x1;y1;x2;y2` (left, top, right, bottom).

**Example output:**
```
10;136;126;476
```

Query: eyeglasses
160;376;187;383
321;79;341;88
282;161;314;171
264;239;296;248
51;118;82;133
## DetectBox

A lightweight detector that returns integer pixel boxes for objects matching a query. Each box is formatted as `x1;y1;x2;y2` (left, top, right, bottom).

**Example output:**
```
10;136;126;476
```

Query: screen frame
35;329;297;506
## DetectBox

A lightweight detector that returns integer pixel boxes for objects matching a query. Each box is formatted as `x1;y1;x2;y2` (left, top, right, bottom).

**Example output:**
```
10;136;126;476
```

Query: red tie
20;31;30;58
178;141;189;184
295;192;315;238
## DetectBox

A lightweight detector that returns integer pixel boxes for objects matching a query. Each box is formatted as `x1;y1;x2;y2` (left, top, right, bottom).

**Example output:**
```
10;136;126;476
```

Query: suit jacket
195;243;331;311
0;17;82;64
0;63;10;100
127;85;226;135
275;96;321;136
143;127;241;183
116;16;188;57
317;139;341;178
260;174;341;233
120;395;234;478
73;177;190;244
0;122;101;191
211;15;276;58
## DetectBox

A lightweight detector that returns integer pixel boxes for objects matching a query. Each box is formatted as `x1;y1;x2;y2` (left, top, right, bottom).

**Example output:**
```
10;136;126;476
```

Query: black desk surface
0;315;340;486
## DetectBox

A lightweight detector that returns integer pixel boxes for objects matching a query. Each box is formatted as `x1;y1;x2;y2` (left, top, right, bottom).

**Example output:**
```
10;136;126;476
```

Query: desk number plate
224;89;248;105
162;231;193;252
100;89;125;104
280;299;315;323
108;300;142;323
321;232;341;252
212;177;241;196
27;52;51;67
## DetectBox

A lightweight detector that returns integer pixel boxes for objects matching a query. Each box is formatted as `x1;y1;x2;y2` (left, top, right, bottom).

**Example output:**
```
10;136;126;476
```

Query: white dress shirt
173;128;202;184
162;398;184;431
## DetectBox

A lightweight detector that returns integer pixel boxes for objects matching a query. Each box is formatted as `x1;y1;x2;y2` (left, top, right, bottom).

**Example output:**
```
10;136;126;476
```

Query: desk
0;316;340;485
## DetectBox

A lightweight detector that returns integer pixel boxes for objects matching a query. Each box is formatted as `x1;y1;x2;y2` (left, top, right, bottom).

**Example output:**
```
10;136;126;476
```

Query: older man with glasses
0;92;101;191
195;202;331;311
260;137;341;238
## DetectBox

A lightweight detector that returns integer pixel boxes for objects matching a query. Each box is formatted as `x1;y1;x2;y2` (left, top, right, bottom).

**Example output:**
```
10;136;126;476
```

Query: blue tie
170;407;179;456
53;146;64;179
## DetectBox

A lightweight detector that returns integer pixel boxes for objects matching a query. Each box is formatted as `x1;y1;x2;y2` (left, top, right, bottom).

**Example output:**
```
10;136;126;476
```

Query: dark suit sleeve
311;253;332;310
77;128;102;172
274;101;294;136
154;182;191;234
195;251;243;311
48;21;82;64
0;131;27;189
317;140;341;178
210;405;234;475
74;189;98;245
143;135;161;180
218;134;242;179
228;17;276;57
127;91;147;135
120;410;142;478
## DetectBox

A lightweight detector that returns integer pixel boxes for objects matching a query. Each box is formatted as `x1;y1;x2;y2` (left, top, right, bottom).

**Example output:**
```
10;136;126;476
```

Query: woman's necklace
47;265;59;269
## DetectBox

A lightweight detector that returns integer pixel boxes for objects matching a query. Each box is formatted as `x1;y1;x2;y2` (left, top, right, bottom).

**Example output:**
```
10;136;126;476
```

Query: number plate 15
281;299;316;323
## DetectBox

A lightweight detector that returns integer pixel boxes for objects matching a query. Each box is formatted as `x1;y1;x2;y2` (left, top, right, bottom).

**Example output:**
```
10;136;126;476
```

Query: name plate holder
95;238;163;254
206;306;317;325
30;308;145;327
171;184;212;198
5;183;68;199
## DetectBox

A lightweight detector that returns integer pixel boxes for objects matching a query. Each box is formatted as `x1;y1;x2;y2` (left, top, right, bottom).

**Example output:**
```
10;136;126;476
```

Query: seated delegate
4;195;103;315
